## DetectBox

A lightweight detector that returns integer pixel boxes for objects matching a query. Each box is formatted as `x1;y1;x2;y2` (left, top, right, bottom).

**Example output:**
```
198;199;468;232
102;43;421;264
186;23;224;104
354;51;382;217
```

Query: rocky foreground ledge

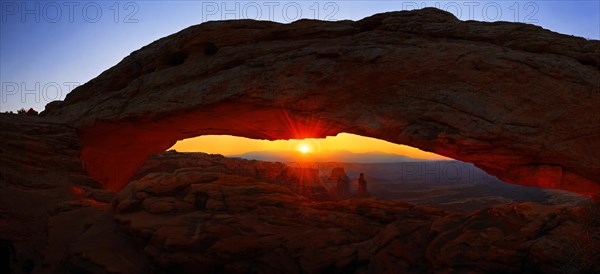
62;152;600;273
106;151;600;273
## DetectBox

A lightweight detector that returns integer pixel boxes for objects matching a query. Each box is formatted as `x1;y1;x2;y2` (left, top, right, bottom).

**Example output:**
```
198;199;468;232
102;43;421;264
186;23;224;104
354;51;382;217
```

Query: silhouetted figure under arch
356;173;369;198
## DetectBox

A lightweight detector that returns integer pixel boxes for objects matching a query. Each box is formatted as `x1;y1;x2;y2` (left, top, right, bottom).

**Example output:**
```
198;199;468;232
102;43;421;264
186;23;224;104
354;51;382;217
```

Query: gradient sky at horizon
1;1;599;159
169;133;453;160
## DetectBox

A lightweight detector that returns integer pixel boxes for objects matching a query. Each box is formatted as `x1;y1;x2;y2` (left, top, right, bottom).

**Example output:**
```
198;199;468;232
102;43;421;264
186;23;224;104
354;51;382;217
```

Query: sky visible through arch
1;1;598;159
169;133;454;161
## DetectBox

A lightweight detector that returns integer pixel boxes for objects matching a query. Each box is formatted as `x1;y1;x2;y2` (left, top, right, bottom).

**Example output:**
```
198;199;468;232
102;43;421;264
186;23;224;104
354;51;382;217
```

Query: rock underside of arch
40;8;600;194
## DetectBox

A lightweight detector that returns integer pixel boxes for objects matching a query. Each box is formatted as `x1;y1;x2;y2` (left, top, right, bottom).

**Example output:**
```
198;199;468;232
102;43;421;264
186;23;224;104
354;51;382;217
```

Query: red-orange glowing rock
71;186;85;196
40;8;600;194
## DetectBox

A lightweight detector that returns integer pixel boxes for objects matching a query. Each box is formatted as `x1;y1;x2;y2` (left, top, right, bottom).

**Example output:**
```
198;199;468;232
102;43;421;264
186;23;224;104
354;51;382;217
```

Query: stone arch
42;8;600;194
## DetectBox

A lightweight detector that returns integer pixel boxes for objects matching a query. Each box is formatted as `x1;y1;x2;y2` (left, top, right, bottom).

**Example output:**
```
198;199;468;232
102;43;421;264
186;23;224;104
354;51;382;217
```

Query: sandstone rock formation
40;8;600;194
1;114;598;273
134;151;330;200
105;157;599;273
326;167;352;198
3;7;600;273
0;114;109;272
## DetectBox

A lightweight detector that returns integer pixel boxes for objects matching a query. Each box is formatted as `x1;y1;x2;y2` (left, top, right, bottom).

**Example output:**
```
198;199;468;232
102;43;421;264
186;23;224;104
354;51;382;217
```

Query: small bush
16;108;38;116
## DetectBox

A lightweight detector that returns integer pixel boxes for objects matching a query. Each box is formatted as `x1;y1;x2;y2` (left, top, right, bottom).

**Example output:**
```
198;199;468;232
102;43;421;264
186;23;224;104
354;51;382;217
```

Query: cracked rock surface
106;153;599;273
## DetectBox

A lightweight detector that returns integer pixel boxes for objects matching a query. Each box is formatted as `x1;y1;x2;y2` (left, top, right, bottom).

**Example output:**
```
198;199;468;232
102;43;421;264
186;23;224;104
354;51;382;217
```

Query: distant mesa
230;150;426;163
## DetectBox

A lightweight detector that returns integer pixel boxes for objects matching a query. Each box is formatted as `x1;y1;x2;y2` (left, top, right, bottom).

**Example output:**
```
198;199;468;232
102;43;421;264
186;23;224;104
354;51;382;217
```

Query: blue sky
1;1;599;112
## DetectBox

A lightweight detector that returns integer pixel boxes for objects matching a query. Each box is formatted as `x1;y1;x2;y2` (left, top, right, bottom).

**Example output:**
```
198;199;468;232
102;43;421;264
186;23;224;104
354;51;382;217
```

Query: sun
293;140;316;156
298;144;311;154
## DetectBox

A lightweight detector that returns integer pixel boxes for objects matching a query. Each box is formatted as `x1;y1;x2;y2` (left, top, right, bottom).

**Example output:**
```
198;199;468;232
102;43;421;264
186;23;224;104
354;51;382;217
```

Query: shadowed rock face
40;8;600;194
0;114;109;272
106;155;599;274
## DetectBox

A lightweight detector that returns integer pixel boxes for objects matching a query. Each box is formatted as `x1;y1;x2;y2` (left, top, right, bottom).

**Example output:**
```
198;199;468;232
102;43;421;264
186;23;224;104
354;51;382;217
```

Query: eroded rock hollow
41;8;600;194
